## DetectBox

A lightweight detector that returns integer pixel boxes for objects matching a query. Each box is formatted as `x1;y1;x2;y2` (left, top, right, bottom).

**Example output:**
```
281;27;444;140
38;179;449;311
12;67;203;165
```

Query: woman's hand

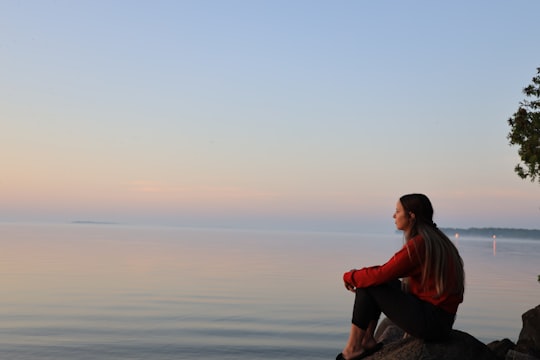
343;269;357;292
344;281;356;292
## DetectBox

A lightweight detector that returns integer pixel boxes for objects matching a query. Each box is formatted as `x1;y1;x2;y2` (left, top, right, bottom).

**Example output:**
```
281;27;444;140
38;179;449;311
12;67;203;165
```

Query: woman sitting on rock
337;193;465;360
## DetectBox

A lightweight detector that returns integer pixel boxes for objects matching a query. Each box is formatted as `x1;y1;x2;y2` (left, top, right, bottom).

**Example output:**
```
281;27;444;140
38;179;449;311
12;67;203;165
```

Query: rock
505;349;540;360
515;305;540;358
487;338;516;359
369;318;497;359
374;317;406;344
371;330;497;360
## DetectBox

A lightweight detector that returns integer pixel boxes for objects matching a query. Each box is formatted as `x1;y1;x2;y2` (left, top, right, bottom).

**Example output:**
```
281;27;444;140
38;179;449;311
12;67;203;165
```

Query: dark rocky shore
365;304;540;360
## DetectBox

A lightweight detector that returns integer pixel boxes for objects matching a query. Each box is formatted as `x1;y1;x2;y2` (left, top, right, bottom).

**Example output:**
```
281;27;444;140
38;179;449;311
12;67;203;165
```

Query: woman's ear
409;212;415;220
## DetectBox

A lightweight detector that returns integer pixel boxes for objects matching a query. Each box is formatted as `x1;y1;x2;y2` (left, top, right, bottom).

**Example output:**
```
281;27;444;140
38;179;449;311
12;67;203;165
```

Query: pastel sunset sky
2;1;540;232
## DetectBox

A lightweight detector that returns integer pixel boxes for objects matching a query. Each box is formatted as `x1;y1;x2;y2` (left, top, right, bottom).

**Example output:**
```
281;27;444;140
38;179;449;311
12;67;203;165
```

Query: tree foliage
507;67;540;183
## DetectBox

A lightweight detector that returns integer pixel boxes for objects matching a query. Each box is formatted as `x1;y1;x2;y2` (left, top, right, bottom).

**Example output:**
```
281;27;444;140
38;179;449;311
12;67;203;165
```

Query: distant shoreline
441;227;540;240
66;221;540;239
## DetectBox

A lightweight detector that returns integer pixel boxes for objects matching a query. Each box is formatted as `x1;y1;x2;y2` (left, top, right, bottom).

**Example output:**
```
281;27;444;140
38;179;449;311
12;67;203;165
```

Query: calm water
1;223;539;359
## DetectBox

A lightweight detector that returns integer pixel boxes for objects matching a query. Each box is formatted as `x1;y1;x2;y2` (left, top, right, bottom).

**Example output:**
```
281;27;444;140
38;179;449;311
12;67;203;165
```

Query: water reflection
0;223;539;359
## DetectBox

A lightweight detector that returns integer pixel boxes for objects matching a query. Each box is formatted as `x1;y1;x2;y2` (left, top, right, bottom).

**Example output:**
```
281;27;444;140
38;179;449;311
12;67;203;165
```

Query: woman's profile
336;193;465;360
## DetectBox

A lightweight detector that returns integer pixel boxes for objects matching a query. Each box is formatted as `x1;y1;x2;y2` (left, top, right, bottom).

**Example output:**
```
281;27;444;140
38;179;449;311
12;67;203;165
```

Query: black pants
352;280;455;341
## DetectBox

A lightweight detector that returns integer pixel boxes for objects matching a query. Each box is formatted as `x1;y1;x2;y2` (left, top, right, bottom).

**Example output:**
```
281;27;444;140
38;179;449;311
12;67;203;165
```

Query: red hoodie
343;235;463;314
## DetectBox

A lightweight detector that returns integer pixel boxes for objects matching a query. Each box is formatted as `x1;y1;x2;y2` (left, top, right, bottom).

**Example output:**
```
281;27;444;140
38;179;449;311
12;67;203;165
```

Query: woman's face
393;200;413;233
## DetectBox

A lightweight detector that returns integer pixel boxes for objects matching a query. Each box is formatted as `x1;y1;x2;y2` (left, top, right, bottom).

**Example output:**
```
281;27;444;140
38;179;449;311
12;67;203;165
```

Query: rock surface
487;338;516;359
505;349;540;360
371;318;497;360
515;305;540;359
365;304;540;360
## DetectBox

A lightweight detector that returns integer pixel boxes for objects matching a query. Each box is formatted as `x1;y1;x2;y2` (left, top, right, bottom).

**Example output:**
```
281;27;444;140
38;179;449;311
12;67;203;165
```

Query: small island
441;227;540;240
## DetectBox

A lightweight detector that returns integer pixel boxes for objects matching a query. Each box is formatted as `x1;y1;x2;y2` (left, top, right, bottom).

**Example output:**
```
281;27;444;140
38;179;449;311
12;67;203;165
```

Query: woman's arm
343;237;423;289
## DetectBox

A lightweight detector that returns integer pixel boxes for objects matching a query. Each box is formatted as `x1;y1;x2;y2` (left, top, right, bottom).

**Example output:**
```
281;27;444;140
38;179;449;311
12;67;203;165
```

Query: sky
2;0;540;232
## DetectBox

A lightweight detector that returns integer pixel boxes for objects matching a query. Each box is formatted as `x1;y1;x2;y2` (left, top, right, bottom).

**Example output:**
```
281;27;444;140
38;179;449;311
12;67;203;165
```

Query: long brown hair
400;193;465;297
